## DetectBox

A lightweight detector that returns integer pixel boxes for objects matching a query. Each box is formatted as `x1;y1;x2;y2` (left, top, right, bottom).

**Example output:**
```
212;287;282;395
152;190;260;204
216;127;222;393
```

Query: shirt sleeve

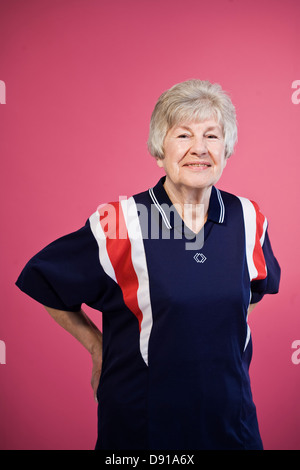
250;227;281;304
15;219;107;312
248;202;281;304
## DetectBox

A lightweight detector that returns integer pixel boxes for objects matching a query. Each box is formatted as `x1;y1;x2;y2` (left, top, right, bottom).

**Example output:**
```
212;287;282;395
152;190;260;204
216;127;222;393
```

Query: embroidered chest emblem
193;253;207;263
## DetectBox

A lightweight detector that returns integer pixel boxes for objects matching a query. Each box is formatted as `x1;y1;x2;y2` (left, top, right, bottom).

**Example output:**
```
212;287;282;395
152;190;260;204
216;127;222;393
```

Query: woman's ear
156;157;164;168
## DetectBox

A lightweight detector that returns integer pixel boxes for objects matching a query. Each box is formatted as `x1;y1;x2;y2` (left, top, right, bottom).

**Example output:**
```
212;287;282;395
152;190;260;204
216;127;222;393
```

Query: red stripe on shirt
99;201;143;330
251;200;267;281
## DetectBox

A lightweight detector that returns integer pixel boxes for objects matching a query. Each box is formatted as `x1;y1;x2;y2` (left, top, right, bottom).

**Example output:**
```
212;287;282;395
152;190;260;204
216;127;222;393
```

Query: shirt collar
148;176;225;229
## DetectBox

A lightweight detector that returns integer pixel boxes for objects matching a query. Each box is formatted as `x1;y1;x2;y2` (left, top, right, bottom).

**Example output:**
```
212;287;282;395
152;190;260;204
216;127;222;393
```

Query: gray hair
147;79;237;160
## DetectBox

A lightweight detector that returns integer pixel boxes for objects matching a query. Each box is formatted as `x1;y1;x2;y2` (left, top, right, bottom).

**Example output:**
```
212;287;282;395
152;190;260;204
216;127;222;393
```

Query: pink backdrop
1;0;299;450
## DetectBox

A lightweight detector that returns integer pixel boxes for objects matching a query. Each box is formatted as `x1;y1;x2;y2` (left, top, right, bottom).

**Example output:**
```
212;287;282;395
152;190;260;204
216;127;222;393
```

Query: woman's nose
190;136;208;155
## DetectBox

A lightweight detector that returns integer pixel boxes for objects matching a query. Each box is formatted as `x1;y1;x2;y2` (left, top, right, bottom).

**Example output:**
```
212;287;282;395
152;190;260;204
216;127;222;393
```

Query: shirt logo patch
193;253;207;263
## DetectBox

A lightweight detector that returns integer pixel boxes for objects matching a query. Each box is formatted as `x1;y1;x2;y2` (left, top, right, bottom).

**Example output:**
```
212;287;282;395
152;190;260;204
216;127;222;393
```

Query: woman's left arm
44;306;103;401
247;303;258;315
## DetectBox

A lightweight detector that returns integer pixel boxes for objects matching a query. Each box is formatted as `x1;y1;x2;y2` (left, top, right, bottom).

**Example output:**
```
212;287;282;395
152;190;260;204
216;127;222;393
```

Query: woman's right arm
43;306;103;402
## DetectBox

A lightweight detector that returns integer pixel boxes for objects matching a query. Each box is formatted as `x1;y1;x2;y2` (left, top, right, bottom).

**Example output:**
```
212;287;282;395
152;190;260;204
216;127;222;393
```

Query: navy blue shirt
16;177;281;450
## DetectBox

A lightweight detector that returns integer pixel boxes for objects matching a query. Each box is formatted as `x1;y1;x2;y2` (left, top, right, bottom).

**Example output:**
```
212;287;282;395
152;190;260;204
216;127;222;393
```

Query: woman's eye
207;134;218;139
178;134;190;139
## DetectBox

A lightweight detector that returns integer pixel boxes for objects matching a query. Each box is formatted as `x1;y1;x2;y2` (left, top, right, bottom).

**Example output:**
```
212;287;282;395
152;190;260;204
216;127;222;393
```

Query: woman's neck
163;177;212;234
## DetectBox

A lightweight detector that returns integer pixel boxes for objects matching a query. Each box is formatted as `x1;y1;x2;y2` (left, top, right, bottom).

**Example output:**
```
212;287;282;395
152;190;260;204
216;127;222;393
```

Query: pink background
0;0;299;450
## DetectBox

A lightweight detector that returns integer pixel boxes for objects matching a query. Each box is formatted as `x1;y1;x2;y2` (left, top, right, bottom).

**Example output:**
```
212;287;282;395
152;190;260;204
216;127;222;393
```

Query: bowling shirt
16;176;281;450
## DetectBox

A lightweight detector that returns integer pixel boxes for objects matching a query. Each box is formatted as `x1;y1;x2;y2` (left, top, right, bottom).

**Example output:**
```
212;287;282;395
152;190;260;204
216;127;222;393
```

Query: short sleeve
250;226;281;304
16;219;107;312
238;197;281;305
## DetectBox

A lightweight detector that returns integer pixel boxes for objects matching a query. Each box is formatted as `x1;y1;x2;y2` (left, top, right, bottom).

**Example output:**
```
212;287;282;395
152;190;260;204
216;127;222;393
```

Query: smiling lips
183;161;212;169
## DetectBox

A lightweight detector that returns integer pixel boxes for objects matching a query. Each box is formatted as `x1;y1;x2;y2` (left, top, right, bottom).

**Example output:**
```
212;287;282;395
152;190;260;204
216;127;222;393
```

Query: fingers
91;370;101;403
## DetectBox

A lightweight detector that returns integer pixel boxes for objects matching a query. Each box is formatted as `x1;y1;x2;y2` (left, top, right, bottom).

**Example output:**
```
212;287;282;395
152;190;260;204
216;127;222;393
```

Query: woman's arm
43;306;102;402
247;303;258;316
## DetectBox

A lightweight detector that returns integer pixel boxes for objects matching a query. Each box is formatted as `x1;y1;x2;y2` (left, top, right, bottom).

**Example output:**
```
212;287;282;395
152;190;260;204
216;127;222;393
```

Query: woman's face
156;119;227;192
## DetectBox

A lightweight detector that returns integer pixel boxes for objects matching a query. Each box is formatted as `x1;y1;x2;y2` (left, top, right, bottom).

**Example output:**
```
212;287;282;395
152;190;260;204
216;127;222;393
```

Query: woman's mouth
184;162;211;169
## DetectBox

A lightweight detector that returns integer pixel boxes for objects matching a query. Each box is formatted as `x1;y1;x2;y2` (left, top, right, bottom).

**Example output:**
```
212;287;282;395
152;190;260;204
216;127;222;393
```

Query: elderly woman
16;80;280;450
